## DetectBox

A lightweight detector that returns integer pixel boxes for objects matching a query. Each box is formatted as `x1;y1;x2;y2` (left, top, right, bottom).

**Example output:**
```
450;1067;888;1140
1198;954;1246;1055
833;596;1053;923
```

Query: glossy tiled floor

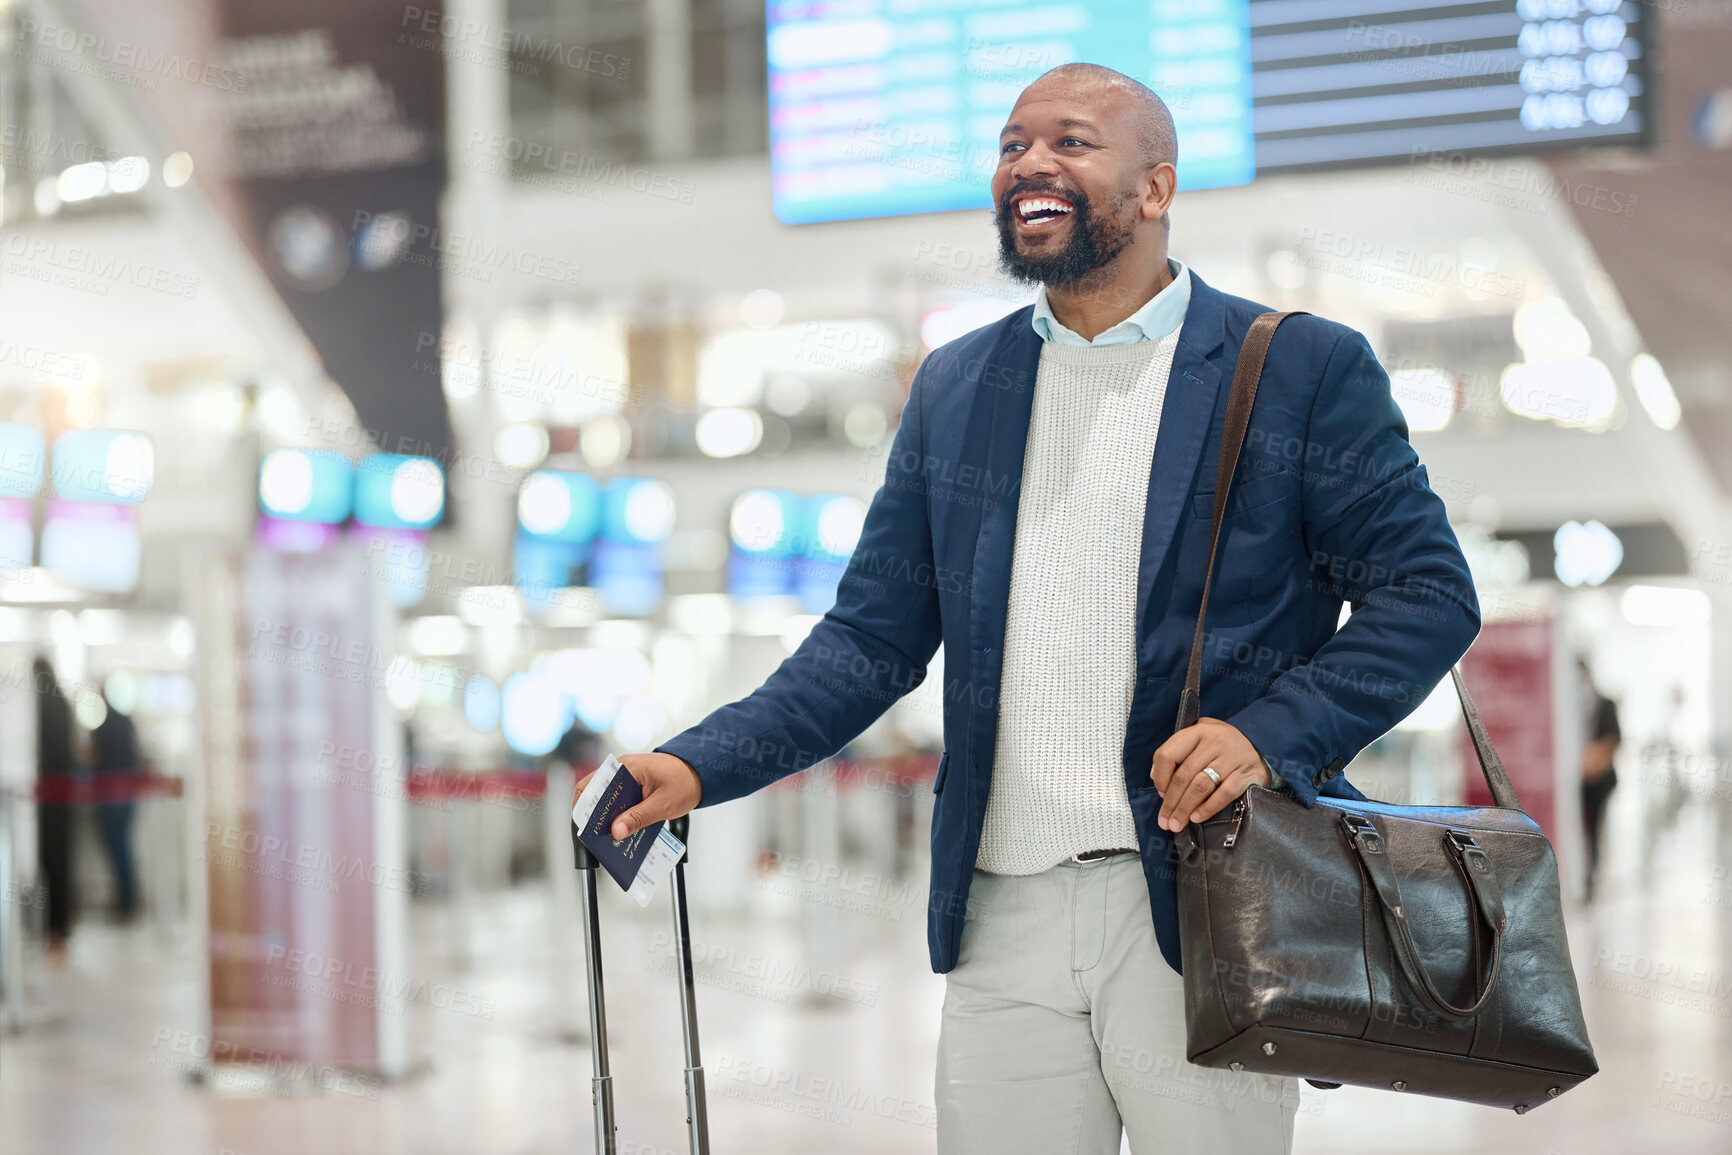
4;792;1730;1155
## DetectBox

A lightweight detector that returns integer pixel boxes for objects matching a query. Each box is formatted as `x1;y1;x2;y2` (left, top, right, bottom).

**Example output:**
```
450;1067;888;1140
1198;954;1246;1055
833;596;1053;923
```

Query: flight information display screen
1250;0;1647;172
767;0;1256;224
767;0;1647;224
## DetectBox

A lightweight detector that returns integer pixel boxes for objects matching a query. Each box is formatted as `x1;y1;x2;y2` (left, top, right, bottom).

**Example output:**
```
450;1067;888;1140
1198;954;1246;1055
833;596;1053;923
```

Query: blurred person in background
1578;659;1622;902
91;687;146;922
1640;684;1690;886
551;717;602;779
579;63;1477;1155
33;657;76;962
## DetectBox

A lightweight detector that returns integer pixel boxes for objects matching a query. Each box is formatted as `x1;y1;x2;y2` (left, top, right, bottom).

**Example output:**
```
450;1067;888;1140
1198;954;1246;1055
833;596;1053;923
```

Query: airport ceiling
1549;10;1732;493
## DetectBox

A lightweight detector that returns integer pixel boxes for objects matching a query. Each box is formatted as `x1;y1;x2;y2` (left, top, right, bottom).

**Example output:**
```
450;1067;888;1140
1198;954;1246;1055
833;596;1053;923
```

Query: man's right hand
572;752;703;840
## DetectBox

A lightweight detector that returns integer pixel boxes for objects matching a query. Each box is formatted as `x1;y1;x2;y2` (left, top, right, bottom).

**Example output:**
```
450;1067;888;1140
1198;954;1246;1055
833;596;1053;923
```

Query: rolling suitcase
571;813;711;1154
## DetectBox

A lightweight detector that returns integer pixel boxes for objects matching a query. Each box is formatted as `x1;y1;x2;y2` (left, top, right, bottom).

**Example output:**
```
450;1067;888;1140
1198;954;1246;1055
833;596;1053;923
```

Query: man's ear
1139;162;1177;221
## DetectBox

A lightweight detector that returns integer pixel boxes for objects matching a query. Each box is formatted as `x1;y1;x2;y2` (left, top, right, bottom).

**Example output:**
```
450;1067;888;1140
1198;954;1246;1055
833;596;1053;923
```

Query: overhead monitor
41;501;140;593
1249;0;1647;173
767;0;1647;224
517;471;603;543
52;429;155;503
258;449;354;523
0;424;45;498
354;454;445;530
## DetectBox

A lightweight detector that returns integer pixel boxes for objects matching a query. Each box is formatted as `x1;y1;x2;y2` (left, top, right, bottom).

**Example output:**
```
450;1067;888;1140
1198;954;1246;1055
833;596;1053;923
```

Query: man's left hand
1150;718;1275;832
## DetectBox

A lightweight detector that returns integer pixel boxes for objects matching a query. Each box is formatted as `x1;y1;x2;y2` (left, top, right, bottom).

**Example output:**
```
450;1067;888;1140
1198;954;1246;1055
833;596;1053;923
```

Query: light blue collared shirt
1031;258;1192;346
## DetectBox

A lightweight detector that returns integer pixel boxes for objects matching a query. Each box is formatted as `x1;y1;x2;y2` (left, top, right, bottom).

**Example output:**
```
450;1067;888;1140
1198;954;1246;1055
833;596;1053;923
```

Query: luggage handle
572;811;710;1155
571;819;617;1154
1177;310;1523;813
665;815;712;1155
1342;813;1505;1022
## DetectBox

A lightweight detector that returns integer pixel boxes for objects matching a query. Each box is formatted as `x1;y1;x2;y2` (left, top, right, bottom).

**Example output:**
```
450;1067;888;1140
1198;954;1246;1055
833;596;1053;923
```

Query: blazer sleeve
1226;329;1481;805
655;361;945;807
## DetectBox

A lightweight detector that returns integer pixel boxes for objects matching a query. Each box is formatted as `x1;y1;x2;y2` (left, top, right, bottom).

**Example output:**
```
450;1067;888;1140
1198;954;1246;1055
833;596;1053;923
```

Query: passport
571;755;686;906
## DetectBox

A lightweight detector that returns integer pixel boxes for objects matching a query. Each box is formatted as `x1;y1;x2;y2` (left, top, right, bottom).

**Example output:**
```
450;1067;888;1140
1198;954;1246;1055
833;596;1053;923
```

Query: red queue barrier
406;767;550;808
29;769;553;808
772;752;941;794
31;773;183;804
27;757;943;807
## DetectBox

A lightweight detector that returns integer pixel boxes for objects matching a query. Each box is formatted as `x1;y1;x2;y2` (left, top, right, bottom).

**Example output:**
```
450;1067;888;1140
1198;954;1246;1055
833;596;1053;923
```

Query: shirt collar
1031;258;1191;346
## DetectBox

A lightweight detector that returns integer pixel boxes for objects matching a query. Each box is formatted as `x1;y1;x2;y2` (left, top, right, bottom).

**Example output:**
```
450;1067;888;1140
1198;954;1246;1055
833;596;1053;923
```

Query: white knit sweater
975;334;1178;875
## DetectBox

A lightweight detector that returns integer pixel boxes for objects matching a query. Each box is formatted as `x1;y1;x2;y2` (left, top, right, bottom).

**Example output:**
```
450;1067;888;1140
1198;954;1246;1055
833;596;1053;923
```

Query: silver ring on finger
1201;766;1221;786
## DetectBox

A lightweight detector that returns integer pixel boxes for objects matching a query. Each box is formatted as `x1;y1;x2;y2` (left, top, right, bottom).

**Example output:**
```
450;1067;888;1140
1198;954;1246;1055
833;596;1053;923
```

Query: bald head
1022;63;1178;169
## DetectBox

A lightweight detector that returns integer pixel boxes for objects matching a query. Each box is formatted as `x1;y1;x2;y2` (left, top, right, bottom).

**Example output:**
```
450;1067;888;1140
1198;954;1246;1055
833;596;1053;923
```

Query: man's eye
1000;141;1024;154
1061;137;1088;147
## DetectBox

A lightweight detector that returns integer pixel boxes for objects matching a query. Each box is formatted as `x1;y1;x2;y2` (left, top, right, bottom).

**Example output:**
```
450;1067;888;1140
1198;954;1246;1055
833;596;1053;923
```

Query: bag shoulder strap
1178;310;1302;731
1176;311;1523;812
1450;666;1521;809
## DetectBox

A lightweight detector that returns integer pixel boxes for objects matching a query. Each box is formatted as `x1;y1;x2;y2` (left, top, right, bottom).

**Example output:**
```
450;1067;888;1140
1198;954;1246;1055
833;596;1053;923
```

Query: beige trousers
936;855;1298;1155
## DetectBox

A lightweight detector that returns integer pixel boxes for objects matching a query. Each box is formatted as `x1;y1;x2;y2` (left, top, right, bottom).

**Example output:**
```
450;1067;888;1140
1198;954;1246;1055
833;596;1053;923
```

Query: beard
995;181;1138;289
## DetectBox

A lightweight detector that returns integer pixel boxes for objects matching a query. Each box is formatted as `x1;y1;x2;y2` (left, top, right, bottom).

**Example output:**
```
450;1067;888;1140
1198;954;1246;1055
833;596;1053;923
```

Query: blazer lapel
965;312;1042;749
1135;274;1228;648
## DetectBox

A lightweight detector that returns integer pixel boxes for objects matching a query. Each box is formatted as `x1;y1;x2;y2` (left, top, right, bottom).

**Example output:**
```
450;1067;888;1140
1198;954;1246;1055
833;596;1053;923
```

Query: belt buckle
1070;848;1122;864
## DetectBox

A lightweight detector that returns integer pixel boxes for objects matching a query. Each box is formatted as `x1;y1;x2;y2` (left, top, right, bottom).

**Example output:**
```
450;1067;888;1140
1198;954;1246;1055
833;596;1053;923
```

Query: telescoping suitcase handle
572;813;710;1155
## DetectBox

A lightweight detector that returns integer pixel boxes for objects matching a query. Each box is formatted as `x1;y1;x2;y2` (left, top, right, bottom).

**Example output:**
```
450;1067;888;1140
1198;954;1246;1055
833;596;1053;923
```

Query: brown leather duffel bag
1176;312;1598;1113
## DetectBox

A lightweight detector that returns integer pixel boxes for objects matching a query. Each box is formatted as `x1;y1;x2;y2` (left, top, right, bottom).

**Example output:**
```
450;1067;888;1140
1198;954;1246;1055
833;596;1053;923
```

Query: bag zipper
1222;798;1247;848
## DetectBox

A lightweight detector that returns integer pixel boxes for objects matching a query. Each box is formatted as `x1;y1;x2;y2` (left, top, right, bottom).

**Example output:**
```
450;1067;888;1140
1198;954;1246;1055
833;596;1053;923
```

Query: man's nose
1011;141;1060;180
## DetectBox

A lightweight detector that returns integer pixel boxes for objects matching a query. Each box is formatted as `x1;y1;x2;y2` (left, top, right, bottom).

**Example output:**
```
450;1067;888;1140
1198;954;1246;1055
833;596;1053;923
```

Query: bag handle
1177;312;1523;813
1343;814;1506;1021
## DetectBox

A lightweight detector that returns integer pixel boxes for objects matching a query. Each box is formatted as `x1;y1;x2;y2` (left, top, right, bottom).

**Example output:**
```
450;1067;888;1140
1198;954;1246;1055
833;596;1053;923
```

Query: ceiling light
1389;367;1454;433
1512;298;1591;362
406;615;468;655
580;413;630;468
1553;520;1622;587
842;404;888;448
1619;585;1709;628
108;157;150;194
56;161;107;203
162;151;195;188
1628;353;1680;430
1500;358;1616;428
696;407;763;457
740;289;786;329
456;585;522;625
494;422;550;470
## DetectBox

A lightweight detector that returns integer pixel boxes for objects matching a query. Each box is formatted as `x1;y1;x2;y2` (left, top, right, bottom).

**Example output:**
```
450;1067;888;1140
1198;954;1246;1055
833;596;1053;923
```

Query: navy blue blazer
659;271;1480;975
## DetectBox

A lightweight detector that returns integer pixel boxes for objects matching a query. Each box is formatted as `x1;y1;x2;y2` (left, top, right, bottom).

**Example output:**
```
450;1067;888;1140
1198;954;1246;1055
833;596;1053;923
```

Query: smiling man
592;63;1479;1155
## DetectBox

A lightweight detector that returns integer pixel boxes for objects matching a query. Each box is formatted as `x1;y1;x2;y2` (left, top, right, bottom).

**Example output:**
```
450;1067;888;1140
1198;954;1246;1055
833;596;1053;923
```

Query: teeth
1018;197;1074;220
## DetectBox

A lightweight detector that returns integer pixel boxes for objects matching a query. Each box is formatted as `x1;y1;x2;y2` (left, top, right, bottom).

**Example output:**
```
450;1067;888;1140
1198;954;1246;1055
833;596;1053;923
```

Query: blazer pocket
1190;468;1296;520
932;752;951;795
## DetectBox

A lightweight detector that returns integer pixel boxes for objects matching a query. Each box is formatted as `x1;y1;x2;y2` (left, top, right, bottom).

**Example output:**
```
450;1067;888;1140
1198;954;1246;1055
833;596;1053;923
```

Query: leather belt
1069;847;1138;864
